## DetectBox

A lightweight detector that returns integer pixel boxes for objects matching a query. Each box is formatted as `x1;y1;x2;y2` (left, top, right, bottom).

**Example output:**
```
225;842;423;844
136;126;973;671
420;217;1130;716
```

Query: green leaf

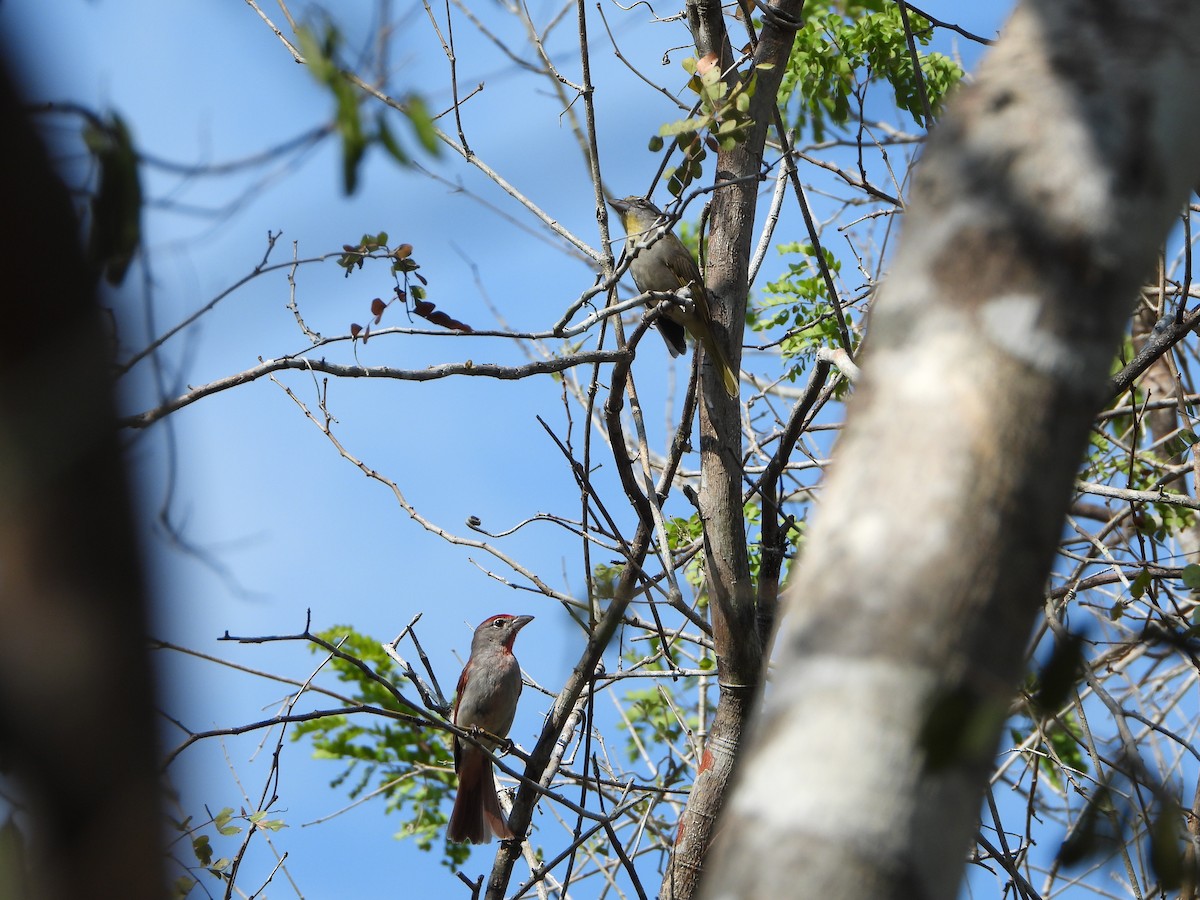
1029;632;1085;721
296;24;335;82
659;119;707;137
1058;785;1109;866
191;834;213;867
1183;564;1200;590
85;112;142;285
404;95;440;155
377;114;411;166
1149;798;1185;890
1129;568;1153;599
334;81;365;194
213;807;241;837
919;685;1006;771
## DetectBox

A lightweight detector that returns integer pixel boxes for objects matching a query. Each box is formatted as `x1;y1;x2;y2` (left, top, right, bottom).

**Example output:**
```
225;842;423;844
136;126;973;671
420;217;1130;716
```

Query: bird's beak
608;197;630;214
512;615;535;632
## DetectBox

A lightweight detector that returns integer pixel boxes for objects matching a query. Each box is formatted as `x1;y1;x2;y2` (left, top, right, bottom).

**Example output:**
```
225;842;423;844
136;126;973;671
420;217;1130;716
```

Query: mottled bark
698;2;1200;898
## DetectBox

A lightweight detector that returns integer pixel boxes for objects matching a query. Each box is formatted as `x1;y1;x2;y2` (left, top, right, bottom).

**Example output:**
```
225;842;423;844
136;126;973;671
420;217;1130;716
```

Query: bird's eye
492;618;507;628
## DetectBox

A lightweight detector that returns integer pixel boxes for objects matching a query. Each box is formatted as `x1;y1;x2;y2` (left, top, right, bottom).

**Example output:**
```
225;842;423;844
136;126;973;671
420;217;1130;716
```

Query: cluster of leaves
1083;386;1198;555
592;561;624;600
664;513;706;590
169;806;286;899
665;504;775;592
297;22;438;194
340;233;473;341
621;641;703;781
651;53;767;197
1133;499;1197;545
750;242;851;381
778;1;964;140
291;627;469;868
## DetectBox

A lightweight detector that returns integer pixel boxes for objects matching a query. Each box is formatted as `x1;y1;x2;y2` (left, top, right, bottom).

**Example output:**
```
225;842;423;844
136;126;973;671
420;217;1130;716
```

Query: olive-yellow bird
609;196;739;398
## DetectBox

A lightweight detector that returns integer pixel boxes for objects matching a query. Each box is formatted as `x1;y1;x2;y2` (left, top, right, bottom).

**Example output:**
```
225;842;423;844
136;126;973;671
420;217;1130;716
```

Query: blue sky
4;1;1011;896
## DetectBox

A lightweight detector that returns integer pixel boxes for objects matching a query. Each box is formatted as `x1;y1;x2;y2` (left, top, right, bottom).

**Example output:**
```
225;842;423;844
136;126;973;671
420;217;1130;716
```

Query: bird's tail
702;335;739;398
448;748;514;844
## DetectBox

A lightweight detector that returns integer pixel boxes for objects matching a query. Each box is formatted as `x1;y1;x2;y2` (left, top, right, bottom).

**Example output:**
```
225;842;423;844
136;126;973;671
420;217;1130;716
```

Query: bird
447;613;534;844
608;196;739;397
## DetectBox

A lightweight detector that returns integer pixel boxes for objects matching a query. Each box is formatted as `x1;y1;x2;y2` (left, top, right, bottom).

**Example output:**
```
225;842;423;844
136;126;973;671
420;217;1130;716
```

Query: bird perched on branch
447;613;534;844
608;196;739;398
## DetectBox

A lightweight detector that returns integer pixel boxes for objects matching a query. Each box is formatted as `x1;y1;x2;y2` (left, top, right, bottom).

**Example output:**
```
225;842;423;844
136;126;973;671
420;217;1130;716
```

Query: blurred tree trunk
698;2;1200;898
0;63;165;899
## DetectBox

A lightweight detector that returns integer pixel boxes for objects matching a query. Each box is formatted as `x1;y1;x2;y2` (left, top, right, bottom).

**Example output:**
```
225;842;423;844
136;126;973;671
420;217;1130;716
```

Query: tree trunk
659;1;802;897
0;63;166;899
697;2;1200;898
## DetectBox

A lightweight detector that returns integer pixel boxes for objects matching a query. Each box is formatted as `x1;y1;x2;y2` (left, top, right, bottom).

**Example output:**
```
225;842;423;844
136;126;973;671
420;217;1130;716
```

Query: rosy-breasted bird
447;613;534;844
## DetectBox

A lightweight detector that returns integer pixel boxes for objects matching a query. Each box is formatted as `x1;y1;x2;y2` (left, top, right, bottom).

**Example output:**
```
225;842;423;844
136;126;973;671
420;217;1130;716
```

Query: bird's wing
688;280;717;325
664;253;700;292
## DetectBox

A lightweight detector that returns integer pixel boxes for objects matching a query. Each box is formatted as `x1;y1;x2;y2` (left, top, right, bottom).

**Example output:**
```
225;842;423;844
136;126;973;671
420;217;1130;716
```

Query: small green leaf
1058;785;1108;866
376;114;411;166
1030;632;1083;715
1182;564;1200;590
85;113;142;284
213;808;241;837
1149;798;1184;890
1130;568;1152;600
191;834;212;867
659;118;707;137
296;25;335;82
404;95;440;155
